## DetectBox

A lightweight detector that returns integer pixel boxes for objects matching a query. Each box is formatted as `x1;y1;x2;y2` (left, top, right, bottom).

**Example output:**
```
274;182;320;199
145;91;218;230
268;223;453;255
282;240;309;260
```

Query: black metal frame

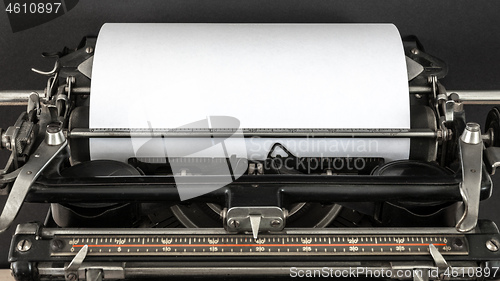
24;171;492;208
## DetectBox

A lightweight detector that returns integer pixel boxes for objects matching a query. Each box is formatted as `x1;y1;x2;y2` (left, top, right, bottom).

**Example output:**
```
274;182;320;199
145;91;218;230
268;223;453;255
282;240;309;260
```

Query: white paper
89;23;410;162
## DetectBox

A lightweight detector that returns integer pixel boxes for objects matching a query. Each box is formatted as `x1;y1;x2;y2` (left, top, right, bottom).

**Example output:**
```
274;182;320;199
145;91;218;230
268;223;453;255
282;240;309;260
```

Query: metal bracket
0;123;67;233
64;247;121;281
444;100;455;123
225;207;287;239
78;264;124;281
429;244;450;271
456;123;483;232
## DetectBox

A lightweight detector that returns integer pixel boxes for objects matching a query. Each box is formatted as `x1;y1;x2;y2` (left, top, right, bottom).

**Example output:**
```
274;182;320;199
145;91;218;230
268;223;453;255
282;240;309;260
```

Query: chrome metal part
63;86;90;94
429;244;450;270
461;123;482;144
13;222;38;235
483;128;493;147
65;245;88;281
225;207;286;238
486;239;499;252
16;239;32;252
456;123;483;232
69;128;438;138
0;137;68;233
249;215;262;239
409;86;432;93
450;90;500;104
0;90;46;106
444;100;454;123
409;88;500;104
45;122;66;146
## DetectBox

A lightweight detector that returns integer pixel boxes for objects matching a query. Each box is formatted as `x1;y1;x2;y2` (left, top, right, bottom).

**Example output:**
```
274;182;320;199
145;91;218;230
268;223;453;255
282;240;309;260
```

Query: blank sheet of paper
89;23;410;162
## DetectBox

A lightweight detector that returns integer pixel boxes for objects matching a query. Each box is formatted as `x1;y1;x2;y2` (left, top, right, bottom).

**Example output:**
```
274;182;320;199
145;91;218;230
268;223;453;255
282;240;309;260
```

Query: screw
486;239;499;252
411;48;419;55
227;219;240;228
67;273;77;281
26;171;32;175
16;239;32;252
270;219;282;228
51;239;64;251
85;47;94;54
452;238;463;249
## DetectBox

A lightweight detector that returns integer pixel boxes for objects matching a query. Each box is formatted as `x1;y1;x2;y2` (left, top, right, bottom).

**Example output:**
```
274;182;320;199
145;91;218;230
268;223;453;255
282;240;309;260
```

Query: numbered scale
51;234;468;256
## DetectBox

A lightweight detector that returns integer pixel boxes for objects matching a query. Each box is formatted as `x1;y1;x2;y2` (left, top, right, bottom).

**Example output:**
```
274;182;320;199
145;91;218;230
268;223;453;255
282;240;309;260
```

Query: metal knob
45;122;65;146
461;123;482;144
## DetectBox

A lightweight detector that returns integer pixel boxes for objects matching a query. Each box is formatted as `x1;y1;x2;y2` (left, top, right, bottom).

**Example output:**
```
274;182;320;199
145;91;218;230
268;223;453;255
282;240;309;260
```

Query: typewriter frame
1;36;500;280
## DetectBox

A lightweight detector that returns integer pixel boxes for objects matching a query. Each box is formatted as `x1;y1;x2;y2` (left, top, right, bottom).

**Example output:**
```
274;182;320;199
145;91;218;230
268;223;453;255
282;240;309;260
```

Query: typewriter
0;24;500;280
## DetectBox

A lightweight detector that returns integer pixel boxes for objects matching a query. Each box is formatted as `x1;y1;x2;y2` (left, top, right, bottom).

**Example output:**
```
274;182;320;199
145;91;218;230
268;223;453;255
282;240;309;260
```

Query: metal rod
0;87;90;106
68;128;437;138
0;90;44;106
409;86;432;93
449;90;500;105
64;86;90;93
2;88;499;105
410;88;500;104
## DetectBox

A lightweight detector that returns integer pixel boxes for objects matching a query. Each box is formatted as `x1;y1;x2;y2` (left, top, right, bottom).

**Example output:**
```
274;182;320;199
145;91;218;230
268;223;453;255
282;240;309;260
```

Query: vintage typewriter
0;24;500;280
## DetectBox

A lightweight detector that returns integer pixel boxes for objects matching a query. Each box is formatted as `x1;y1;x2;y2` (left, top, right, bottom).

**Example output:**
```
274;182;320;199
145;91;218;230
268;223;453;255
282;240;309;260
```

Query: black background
0;0;499;268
